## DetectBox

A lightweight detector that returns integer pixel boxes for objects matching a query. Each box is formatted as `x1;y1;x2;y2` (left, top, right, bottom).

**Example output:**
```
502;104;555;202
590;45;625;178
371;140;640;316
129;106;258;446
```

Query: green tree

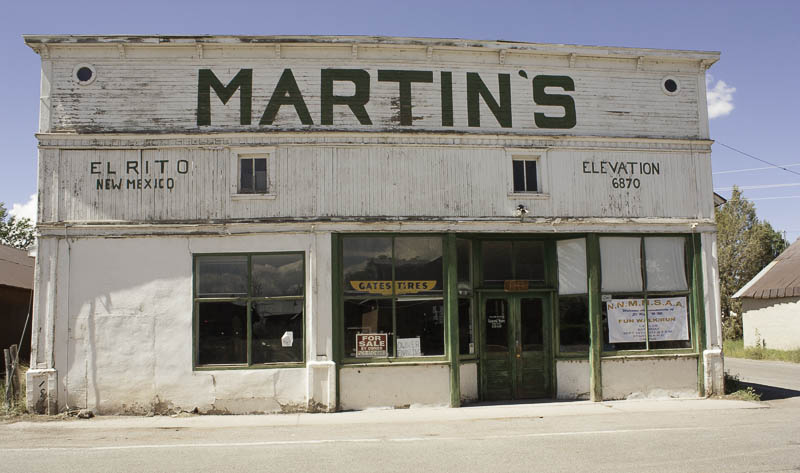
716;187;788;339
0;202;34;249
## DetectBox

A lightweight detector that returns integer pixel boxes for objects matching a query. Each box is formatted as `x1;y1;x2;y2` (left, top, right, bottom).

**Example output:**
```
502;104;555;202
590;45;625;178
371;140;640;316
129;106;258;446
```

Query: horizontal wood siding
41;144;712;223
44;56;701;139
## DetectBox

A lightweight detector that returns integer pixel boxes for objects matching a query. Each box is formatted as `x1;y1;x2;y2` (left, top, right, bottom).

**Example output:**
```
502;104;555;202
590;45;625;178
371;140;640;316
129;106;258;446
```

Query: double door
481;294;551;401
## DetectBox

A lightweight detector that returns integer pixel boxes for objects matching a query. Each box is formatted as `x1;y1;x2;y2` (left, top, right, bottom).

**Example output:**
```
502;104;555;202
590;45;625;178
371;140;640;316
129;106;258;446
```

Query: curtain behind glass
645;237;687;291
557;238;587;295
600;237;643;292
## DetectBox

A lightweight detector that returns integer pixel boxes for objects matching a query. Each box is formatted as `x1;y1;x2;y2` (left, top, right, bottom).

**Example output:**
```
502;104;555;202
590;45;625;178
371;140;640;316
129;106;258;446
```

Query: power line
715;142;800;177
714;183;800;191
749;195;800;201
713;163;800;175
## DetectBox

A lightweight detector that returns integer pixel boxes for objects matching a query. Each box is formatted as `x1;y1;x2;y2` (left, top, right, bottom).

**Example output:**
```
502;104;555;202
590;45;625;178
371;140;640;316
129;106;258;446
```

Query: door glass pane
196;255;248;297
343;299;393;358
251;300;303;364
343;237;393;296
520;298;544;351
484;299;509;352
197;301;247;364
514;241;545;282
395;237;443;295
252;253;304;297
482;241;513;286
396;298;445;356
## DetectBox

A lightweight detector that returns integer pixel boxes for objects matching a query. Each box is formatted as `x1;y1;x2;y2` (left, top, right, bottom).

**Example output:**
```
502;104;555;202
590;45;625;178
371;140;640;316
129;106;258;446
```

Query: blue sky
2;0;798;241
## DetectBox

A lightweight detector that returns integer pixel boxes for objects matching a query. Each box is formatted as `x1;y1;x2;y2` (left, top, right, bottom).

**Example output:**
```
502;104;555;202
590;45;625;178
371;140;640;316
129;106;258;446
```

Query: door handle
516;341;522;358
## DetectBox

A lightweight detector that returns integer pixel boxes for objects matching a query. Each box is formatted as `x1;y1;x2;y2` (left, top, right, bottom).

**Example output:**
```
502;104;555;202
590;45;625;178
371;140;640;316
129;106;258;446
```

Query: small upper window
512;159;538;193
230;147;275;199
239;155;268;194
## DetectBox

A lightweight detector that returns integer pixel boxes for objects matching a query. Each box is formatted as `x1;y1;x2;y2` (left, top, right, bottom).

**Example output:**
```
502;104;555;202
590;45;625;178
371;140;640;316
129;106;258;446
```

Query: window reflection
343;237;392;295
197;256;248;297
252;254;304;297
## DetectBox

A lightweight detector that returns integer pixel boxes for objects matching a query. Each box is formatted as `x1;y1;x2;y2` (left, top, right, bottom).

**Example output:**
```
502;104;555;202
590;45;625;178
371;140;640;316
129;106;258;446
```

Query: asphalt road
725;356;800;400
1;396;799;473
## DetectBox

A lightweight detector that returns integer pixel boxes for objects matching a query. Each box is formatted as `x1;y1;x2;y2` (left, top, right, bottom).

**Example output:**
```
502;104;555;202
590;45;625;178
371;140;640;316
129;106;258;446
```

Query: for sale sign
355;333;388;358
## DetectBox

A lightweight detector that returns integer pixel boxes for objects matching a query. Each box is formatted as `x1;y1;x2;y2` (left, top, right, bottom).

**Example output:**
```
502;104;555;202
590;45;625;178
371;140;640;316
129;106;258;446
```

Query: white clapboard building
24;35;723;414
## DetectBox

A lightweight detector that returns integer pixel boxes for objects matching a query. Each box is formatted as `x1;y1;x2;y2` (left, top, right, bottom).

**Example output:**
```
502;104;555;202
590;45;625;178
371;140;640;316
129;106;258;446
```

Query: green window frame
599;236;693;354
193;252;306;369
340;235;447;363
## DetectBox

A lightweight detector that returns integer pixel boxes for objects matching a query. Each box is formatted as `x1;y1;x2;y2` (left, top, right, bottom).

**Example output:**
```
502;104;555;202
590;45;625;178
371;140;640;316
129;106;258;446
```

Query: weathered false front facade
24;35;723;414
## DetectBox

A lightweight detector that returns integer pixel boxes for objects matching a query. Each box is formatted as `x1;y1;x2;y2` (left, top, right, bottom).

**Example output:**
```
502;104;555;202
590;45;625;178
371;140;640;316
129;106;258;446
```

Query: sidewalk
3;397;763;430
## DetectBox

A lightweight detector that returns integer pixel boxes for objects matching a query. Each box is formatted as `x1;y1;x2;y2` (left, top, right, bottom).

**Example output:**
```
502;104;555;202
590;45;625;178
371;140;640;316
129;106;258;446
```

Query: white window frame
229;146;276;200
506;148;550;200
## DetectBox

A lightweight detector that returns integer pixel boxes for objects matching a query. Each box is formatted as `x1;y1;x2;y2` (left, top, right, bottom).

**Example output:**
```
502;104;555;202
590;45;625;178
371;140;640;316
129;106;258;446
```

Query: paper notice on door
281;331;294;347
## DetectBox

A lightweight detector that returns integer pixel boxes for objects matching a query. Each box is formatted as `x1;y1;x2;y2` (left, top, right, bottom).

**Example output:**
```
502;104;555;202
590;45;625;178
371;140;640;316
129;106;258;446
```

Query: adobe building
0;244;34;372
23;35;724;414
734;238;800;351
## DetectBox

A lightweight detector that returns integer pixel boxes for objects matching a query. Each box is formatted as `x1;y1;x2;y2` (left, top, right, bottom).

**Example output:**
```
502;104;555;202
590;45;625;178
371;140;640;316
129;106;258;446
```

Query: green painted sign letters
196;68;577;129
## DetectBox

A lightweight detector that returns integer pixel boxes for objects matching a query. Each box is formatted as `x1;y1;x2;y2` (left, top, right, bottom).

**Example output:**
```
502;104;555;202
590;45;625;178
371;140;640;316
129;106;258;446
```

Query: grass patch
723;371;761;401
1;363;28;417
724;338;800;364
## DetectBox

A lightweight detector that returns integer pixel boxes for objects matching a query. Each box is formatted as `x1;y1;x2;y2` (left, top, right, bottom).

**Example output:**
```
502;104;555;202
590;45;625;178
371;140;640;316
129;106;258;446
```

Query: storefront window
195;253;305;367
344;299;393;358
557;238;590;354
559;295;590;353
395;237;443;296
343;237;392;296
341;235;445;360
599;236;691;351
600;237;643;293
396;299;445;356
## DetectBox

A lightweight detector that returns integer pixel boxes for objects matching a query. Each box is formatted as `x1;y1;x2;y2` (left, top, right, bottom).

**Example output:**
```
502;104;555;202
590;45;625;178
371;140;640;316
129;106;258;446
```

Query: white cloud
706;75;736;119
10;194;37;223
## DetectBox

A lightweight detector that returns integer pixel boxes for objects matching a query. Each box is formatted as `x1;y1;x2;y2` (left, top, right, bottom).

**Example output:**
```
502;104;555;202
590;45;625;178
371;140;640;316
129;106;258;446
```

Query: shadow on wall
65;237;192;413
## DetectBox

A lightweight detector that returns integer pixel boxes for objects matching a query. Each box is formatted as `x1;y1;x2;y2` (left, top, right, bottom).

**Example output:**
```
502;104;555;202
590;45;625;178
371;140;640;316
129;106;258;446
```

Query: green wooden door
482;295;549;401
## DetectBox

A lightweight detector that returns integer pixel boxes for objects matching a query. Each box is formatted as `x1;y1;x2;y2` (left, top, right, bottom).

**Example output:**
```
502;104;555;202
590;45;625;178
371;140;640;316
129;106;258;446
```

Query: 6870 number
611;177;641;189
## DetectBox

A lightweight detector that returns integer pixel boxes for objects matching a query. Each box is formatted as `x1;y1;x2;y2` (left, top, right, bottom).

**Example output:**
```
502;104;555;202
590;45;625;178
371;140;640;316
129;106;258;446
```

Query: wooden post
9;345;19;400
446;234;461;407
3;348;11;409
587;235;603;402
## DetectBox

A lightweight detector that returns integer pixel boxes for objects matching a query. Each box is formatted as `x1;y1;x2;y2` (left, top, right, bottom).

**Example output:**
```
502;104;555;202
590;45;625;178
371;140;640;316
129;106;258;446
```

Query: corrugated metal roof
0;244;34;290
734;239;800;299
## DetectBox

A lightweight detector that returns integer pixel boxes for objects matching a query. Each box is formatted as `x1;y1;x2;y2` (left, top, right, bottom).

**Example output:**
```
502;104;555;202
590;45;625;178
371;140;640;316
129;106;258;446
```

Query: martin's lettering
197;68;577;129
